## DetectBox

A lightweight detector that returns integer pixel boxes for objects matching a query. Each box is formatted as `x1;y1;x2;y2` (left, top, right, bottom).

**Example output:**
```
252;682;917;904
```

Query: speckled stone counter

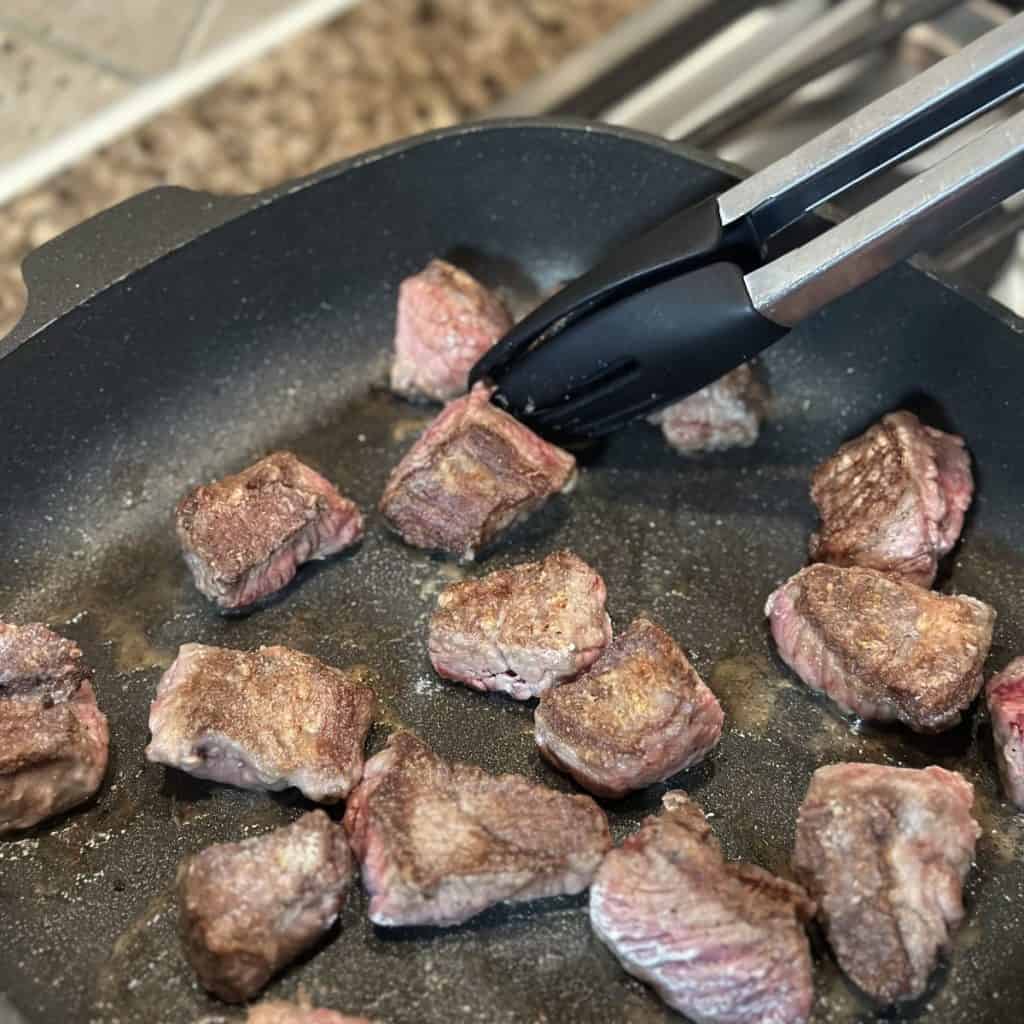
0;0;643;338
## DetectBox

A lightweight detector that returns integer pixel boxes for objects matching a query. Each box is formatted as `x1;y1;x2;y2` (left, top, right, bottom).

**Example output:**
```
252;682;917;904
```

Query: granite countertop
0;0;643;339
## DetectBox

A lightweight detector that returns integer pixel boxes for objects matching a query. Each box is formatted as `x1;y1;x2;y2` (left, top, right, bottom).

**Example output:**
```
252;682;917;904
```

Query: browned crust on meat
177;811;353;1002
793;564;993;728
149;644;376;799
535;619;723;796
638;786;815;925
347;732;609;891
538;619;706;749
653;793;815;922
796;786;914;1000
0;699;84;774
810;417;913;557
176;451;361;588
0;683;109;833
808;411;970;585
431;549;593;638
428;549;611;696
0;622;92;702
379;386;576;558
792;763;979;1004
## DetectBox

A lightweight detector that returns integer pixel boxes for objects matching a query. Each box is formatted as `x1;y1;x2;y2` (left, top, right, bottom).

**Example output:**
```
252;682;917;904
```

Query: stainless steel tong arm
716;11;1024;244
747;107;1024;326
470;12;1024;441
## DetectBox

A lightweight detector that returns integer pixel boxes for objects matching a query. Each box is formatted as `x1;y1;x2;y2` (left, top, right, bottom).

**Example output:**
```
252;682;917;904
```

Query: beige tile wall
1;0;206;77
182;0;298;61
0;0;646;340
0;1;305;167
0;29;129;164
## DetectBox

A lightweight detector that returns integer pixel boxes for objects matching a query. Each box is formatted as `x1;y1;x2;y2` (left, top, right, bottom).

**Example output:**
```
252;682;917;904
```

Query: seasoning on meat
178;810;353;1003
176;451;364;610
428;550;611;700
986;657;1024;810
1;682;109;835
766;563;994;732
590;791;815;1024
379;383;576;560
343;731;611;927
808;411;973;586
390;259;512;403
0;622;92;703
535;618;723;798
792;762;979;1004
0;622;108;835
647;363;765;454
247;1000;374;1024
146;643;375;802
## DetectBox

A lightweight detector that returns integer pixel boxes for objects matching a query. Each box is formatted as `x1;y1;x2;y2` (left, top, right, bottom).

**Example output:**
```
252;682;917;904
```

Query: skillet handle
3;185;257;356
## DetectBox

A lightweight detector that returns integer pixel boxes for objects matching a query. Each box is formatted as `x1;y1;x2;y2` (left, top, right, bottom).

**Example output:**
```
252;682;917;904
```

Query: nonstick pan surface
1;121;1023;1024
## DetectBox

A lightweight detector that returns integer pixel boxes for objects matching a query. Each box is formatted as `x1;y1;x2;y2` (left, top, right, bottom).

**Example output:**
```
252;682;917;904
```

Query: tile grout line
0;0;360;207
174;0;220;69
0;14;142;83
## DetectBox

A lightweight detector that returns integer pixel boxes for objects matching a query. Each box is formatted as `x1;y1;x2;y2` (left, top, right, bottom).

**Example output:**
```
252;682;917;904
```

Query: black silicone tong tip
470;198;761;404
474;15;1024;443
488;261;786;443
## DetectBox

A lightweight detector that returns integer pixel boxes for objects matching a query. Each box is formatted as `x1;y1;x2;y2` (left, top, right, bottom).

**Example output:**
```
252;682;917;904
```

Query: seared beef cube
0;622;91;703
146;643;375;802
1;681;108;834
176;451;363;610
809;411;972;586
986;657;1024;809
178;810;353;1003
248;1001;373;1024
390;259;512;403
648;363;764;454
0;623;107;834
766;564;994;732
428;550;611;699
379;383;576;559
343;731;611;927
591;791;814;1024
792;763;979;1004
535;618;723;798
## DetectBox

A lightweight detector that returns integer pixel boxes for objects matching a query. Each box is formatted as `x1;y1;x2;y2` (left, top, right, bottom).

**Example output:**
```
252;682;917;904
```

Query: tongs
471;14;1024;441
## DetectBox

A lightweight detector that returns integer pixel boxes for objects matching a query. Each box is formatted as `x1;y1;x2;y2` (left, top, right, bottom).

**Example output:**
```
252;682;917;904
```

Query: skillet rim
4;116;1023;360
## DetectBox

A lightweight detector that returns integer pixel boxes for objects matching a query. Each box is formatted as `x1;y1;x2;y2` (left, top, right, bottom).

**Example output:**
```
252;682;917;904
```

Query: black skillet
1;119;1023;1024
